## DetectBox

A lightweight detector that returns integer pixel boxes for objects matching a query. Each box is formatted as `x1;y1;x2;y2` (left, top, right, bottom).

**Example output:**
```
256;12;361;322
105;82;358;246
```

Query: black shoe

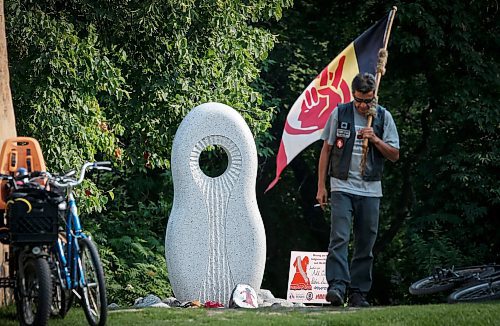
326;288;344;306
348;292;370;307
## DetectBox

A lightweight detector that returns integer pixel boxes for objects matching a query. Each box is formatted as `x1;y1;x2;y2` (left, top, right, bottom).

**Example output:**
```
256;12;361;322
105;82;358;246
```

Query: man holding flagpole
316;72;399;307
265;8;398;193
265;6;399;307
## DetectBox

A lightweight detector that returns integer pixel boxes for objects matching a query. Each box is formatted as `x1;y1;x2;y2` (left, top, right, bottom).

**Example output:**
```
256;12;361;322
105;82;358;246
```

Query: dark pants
326;191;380;296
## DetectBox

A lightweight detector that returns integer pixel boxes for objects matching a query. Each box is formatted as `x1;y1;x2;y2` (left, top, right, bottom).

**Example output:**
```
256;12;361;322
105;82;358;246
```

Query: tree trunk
0;0;15;144
0;0;16;306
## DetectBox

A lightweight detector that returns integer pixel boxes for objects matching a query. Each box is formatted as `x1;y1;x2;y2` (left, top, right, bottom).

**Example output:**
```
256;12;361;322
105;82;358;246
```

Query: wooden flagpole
360;6;397;176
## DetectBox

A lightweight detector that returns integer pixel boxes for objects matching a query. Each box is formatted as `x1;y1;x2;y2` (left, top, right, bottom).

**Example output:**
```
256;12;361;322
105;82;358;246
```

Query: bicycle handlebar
50;161;112;188
0;161;111;190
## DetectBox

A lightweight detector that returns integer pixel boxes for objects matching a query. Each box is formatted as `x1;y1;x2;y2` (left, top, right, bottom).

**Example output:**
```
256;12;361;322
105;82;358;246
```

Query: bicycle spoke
85;279;101;317
89;293;100;317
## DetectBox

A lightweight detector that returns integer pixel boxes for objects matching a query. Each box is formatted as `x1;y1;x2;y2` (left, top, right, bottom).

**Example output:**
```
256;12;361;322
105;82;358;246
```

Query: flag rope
360;6;397;176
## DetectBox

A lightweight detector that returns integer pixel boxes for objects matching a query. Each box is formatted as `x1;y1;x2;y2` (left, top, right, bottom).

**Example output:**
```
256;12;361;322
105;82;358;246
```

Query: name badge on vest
336;121;351;138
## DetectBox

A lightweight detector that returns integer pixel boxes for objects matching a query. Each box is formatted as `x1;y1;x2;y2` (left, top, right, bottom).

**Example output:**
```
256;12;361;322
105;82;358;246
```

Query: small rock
162;297;181;307
258;289;275;300
108;303;120;310
257;289;275;305
271;300;295;308
133;297;143;306
133;294;162;308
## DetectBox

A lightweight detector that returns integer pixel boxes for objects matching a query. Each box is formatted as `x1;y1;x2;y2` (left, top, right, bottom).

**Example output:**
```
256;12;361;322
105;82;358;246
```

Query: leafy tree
6;0;292;304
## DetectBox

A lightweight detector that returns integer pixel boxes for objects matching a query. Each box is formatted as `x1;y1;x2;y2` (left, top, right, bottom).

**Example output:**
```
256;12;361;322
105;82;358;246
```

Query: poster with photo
286;251;328;304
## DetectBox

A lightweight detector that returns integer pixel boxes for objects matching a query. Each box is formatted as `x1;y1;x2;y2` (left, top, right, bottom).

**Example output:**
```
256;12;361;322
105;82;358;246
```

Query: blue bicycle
46;162;111;326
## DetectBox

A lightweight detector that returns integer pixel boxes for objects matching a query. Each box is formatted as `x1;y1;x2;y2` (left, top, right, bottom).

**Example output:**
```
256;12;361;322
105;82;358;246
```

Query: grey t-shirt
321;102;399;197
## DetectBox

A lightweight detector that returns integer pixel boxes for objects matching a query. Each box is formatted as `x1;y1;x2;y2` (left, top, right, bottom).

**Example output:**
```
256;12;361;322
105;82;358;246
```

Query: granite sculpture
165;102;266;306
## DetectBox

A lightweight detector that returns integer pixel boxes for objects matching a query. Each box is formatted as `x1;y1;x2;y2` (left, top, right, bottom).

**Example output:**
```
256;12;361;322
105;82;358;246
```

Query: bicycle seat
0;137;47;210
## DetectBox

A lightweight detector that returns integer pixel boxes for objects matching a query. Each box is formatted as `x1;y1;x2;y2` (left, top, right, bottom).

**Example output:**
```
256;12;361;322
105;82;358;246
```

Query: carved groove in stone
189;135;242;303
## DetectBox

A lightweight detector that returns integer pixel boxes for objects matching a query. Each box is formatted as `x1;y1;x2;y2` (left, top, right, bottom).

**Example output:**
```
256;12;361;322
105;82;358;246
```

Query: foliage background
5;0;499;305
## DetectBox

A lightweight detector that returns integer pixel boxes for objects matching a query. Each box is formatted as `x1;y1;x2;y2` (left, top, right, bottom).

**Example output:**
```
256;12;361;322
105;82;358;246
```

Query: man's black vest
329;102;386;181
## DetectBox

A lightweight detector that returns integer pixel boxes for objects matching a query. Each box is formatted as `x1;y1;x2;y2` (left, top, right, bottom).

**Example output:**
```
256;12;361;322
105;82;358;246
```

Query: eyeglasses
353;96;374;104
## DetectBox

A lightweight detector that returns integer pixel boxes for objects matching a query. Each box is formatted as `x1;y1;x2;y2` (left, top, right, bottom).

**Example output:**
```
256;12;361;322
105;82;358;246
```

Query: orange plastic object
0;137;47;210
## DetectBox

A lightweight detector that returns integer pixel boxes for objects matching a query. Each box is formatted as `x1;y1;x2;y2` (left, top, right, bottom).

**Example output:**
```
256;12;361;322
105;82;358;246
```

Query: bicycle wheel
448;278;500;303
409;266;494;295
78;237;107;326
16;256;53;326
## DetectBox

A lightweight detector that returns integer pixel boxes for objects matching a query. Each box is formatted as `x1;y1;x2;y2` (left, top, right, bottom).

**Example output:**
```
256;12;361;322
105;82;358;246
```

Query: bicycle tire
448;278;500;303
16;256;53;326
409;266;497;295
79;237;107;326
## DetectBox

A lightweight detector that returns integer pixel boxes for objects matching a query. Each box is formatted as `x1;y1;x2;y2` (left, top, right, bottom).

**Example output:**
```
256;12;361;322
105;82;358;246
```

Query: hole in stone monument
199;145;228;177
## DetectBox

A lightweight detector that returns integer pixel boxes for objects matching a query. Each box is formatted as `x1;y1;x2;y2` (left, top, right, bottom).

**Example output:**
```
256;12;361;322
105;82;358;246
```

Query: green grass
1;302;499;325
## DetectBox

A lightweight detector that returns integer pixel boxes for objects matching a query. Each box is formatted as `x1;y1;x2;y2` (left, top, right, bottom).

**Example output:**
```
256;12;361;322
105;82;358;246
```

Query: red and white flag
266;12;393;192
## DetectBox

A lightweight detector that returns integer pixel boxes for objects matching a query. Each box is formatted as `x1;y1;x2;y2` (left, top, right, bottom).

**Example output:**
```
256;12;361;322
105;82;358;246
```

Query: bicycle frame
55;191;88;293
51;162;111;295
47;161;111;326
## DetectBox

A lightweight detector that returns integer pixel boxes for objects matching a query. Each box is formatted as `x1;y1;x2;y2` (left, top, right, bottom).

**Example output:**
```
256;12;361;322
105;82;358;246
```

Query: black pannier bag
7;187;64;244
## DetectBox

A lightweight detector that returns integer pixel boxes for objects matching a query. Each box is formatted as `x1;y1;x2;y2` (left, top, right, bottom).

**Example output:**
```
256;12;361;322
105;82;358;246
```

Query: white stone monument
165;102;266;306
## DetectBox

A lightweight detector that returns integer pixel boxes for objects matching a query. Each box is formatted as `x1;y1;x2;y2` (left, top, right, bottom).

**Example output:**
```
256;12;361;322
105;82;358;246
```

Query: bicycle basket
7;187;63;244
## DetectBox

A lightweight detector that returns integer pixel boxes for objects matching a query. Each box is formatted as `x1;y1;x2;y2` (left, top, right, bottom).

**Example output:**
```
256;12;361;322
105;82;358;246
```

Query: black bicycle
0;173;64;325
409;264;500;303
